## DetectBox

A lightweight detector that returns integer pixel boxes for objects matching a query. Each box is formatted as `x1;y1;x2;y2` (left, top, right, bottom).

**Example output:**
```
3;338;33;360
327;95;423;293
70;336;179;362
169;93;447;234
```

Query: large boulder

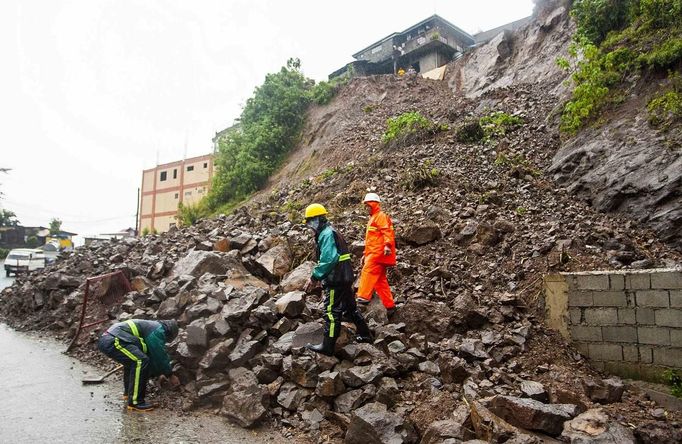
490;395;579;436
291;322;325;349
582;378;625;404
221;368;267;428
275;291;306;317
171;251;232;278
400;221;442;246
561;409;636;443
256;244;292;279
198;338;234;370
280;261;315;292
221;287;269;322
345;402;416;444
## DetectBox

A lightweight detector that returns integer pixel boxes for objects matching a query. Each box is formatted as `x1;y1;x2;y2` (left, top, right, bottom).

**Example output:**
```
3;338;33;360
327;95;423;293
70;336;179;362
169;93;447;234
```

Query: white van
4;248;46;276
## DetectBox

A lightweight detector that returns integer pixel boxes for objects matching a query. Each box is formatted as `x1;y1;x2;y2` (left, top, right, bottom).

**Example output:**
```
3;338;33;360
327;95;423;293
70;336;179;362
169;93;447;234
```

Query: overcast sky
0;0;534;241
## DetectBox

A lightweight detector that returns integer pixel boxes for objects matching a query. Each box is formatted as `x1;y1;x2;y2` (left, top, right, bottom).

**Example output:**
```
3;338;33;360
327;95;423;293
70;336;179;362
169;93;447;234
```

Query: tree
0;209;19;227
49;218;63;234
207;58;314;209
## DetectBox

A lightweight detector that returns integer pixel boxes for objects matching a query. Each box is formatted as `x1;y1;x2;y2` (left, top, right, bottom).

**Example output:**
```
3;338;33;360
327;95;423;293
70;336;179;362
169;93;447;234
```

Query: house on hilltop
330;14;531;79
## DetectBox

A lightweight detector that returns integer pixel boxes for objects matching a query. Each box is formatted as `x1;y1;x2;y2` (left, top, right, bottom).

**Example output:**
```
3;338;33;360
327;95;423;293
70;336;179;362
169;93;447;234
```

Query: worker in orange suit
356;193;397;314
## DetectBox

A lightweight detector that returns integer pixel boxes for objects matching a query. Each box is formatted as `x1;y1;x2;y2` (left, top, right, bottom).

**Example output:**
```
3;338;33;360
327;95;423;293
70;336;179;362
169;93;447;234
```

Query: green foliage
382;111;444;146
177;201;209;227
648;73;682;129
207;58;314;210
26;236;39;248
281;199;304;222
563;0;682;135
363;104;375;113
400;160;442;190
309;75;350;106
571;0;636;45
141;227;158;236
0;209;19;227
480;111;524;140
49;218;62;234
664;369;682;397
0;248;8;259
515;206;528;215
317;167;340;182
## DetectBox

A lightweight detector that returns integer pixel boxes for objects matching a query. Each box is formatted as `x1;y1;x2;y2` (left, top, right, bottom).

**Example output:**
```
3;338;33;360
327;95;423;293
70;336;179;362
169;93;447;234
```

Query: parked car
4;248;46;276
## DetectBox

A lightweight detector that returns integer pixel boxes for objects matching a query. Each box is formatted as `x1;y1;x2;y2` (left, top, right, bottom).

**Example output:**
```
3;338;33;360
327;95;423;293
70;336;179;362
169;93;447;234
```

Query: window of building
187;165;194;172
203;162;208;168
198;187;204;194
174;193;179;199
160;171;167;181
185;191;192;197
173;169;177;179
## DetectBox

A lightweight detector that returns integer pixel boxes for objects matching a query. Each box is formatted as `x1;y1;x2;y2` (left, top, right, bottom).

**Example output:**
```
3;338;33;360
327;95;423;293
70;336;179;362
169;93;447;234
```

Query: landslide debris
2;2;682;443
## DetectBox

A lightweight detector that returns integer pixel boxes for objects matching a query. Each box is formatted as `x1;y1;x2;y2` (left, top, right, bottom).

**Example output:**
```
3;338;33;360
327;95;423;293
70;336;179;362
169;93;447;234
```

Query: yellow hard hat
304;203;328;219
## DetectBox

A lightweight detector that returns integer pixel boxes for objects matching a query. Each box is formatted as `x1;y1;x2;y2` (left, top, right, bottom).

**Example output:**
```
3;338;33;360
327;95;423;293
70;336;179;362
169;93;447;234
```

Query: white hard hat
363;193;381;203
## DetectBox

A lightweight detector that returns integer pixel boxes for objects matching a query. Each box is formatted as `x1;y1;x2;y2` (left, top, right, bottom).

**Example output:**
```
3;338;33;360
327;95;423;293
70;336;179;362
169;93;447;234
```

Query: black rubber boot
306;336;337;356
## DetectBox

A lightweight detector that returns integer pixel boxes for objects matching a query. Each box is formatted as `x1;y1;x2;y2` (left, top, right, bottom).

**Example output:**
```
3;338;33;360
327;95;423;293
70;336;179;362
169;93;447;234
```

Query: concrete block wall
544;269;682;382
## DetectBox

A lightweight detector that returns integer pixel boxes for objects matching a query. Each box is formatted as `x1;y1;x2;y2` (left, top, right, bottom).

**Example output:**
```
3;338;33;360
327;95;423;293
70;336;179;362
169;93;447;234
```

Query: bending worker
303;203;372;356
97;319;180;411
356;193;397;313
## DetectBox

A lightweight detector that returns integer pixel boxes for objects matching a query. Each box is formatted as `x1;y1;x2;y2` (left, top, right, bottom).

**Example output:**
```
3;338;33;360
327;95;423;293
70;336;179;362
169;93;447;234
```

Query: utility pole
135;187;140;236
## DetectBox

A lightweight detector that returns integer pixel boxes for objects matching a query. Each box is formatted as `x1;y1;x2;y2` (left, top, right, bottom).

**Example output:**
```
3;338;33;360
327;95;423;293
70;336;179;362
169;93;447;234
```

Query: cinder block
638;327;671;346
655;309;682;328
639;346;653;364
569;308;582;325
653;348;682;367
602;326;637;342
584;308;619;325
671;290;682;308
626;273;651;290
623;345;639;362
670;329;682;347
588;343;623;361
568;292;593;307
651;271;682;289
617;308;636;324
636;308;655;325
610;274;625;291
571;325;603;342
636;290;670;308
592;291;627;307
577;274;609;291
574;342;590;357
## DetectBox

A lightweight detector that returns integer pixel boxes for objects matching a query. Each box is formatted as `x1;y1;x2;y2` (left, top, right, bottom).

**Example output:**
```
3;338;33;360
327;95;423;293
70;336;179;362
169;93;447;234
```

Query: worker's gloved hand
383;245;391;256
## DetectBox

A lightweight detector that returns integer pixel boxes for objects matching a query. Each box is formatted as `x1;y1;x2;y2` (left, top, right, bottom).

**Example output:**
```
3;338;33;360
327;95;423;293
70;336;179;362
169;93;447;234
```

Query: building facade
138;154;214;234
330;14;531;79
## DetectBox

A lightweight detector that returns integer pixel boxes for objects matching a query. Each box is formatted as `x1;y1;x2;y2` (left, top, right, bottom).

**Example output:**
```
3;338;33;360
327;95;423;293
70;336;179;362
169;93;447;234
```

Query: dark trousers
98;333;150;406
323;284;371;339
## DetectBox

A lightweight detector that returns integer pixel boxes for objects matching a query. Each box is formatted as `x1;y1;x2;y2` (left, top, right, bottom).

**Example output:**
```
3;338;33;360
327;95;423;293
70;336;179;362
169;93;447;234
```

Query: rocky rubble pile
1;206;680;442
2;4;682;441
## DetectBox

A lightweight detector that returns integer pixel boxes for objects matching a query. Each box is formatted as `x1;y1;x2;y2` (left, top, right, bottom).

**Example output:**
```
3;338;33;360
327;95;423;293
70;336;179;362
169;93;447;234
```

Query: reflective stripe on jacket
364;203;396;266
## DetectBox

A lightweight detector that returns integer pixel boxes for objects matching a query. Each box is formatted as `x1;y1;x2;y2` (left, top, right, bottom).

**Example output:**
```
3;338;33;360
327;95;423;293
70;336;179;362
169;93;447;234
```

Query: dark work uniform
311;222;371;339
97;319;173;406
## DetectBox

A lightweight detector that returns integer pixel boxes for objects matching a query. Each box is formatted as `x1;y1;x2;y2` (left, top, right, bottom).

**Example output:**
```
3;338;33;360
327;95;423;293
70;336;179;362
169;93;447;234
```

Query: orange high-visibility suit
357;201;396;308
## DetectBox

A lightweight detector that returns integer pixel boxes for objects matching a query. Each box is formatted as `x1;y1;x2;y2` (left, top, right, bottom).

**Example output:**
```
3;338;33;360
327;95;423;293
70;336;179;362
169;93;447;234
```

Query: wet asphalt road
0;262;278;443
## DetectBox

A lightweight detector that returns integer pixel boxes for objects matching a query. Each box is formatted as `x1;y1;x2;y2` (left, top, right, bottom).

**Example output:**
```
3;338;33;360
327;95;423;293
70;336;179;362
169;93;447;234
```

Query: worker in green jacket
97;319;179;411
303;203;372;356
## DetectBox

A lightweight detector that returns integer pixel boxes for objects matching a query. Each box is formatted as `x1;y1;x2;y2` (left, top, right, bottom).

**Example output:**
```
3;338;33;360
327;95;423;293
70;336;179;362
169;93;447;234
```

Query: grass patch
400;160;442;190
382;111;447;147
